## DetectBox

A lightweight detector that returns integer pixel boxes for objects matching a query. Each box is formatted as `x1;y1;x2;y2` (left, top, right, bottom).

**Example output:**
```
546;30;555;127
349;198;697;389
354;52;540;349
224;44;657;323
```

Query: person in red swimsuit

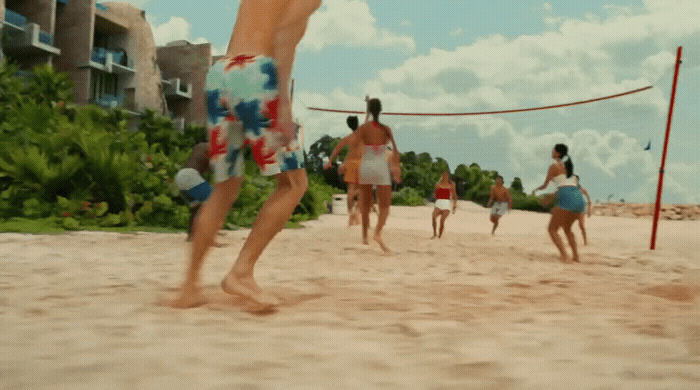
432;171;457;239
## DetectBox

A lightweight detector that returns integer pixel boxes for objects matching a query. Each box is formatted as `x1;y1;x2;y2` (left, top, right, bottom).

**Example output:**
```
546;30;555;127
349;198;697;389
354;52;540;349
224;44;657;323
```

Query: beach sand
1;201;699;389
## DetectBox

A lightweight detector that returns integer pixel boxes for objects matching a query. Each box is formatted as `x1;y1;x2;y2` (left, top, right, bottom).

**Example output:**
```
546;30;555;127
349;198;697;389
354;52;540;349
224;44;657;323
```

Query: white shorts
435;199;452;212
175;168;212;206
491;201;508;216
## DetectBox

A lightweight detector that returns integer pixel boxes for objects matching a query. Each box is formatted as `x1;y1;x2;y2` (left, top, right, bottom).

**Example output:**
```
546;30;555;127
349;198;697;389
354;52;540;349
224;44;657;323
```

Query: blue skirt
556;186;585;213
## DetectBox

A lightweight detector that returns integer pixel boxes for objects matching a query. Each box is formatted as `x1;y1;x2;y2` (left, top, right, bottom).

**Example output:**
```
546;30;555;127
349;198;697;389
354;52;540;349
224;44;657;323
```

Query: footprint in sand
638;284;700;302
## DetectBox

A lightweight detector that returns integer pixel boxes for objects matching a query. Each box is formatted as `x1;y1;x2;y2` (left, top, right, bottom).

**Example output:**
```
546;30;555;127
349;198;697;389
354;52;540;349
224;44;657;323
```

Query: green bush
0;63;331;232
392;187;425;206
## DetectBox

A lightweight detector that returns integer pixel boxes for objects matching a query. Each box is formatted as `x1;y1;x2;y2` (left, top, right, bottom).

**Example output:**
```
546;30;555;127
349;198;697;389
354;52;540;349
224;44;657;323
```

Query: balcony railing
2;20;60;56
164;78;192;99
4;9;27;28
94;93;124;109
91;47;133;70
38;31;54;46
96;3;109;12
91;47;108;64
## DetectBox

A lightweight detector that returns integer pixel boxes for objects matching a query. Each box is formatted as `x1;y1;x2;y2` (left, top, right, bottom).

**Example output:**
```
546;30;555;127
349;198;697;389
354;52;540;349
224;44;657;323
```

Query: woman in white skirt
432;171;457;239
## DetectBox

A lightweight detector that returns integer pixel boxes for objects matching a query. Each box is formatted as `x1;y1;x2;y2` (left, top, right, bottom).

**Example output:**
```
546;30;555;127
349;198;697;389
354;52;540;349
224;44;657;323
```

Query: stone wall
53;0;94;104
104;2;165;114
14;0;56;34
592;203;700;221
156;41;212;126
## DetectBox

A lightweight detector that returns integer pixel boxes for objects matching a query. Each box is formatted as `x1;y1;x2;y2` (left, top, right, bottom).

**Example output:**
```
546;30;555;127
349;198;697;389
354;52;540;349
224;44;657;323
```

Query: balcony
86;47;134;74
94;93;124;109
4;9;26;30
163;78;192;99
2;10;61;57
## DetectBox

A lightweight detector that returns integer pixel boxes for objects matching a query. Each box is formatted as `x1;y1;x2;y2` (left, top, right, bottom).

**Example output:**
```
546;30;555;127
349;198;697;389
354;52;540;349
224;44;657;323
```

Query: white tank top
552;174;578;188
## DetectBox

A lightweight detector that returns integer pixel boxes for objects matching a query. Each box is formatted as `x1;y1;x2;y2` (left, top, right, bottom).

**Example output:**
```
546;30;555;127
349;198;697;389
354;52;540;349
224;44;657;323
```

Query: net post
650;46;683;250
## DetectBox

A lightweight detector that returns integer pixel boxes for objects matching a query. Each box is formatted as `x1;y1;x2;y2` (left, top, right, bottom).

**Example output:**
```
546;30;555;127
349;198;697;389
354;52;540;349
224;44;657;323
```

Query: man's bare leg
490;214;500;235
346;183;357;226
373;185;392;253
221;169;307;306
171;178;242;308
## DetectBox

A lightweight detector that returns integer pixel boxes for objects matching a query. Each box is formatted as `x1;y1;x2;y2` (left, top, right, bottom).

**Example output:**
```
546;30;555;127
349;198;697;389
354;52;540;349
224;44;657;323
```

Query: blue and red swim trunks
206;54;304;182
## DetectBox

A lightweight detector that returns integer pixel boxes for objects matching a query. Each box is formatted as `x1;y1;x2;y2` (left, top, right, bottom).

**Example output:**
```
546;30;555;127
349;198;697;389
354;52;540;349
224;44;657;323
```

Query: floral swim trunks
206;54;304;183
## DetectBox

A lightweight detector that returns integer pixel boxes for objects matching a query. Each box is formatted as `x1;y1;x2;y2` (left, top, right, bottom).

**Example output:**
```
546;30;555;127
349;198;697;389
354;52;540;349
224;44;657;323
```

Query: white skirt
435;199;451;211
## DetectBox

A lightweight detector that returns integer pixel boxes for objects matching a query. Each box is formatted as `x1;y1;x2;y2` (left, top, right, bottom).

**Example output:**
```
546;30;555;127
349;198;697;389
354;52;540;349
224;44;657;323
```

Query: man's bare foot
221;274;280;306
373;233;391;254
169;285;207;308
559;254;572;263
362;237;369;245
572;255;580;263
431;234;436;239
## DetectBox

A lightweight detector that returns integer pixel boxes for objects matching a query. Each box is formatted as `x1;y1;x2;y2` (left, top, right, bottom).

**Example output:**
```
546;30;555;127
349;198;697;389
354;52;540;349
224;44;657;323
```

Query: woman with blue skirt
532;144;585;263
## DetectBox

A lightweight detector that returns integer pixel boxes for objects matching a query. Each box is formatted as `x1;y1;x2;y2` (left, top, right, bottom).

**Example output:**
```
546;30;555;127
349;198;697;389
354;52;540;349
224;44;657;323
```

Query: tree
306;135;344;189
510;177;524;193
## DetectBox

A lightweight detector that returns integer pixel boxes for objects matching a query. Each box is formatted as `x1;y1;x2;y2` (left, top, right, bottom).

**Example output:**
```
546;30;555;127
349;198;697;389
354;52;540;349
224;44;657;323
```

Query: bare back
346;133;364;160
227;0;321;56
183;142;210;175
356;121;391;146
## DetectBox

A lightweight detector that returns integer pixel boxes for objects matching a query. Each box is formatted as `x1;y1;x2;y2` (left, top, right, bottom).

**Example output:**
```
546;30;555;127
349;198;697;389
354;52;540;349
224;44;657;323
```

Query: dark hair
554;143;573;178
346;115;358;131
367;98;382;122
495;175;504;182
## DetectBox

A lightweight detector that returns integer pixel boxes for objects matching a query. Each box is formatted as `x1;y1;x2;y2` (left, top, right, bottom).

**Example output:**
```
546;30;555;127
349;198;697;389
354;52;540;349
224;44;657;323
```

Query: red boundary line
308;86;653;116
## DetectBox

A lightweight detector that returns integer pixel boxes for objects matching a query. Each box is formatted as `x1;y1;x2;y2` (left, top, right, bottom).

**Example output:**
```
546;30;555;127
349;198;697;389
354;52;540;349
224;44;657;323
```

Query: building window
90;70;120;107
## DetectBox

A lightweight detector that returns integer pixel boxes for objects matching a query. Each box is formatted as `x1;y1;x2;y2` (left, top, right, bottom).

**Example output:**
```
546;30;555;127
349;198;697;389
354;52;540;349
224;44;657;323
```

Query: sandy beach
1;201;699;389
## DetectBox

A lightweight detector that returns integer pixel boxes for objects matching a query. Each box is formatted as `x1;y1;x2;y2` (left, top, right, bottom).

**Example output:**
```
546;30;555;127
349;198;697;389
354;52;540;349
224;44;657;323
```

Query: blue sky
113;0;699;204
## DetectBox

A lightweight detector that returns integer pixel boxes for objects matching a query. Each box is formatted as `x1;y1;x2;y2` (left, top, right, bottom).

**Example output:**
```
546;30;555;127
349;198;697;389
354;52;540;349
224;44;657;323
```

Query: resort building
0;0;62;69
156;40;212;128
1;1;216;127
52;1;165;113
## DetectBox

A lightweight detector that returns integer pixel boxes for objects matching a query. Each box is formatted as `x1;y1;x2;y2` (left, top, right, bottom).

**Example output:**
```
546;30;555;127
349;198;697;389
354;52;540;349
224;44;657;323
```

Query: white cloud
295;1;700;203
299;0;415;52
400;20;412;27
148;16;223;54
150;16;190;46
449;28;464;37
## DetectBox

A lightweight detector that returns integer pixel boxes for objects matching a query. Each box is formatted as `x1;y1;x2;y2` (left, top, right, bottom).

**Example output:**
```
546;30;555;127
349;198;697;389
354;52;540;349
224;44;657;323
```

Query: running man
355;98;399;254
486;175;512;235
324;116;362;226
174;142;212;241
170;0;321;309
432;171;457;239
